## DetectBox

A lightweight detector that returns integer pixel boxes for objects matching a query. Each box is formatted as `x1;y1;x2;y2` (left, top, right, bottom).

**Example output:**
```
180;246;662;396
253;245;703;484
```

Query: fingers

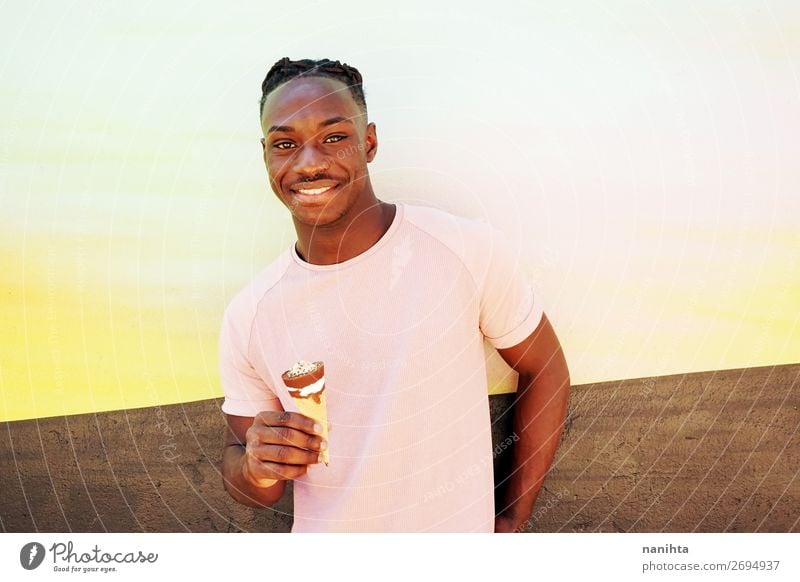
255;410;323;437
249;442;324;466
243;446;319;486
242;411;327;486
244;456;309;483
247;422;325;453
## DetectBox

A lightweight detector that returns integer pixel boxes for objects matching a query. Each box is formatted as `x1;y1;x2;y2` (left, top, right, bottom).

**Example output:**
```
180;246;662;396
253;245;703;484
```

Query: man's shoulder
402;203;494;258
404;205;492;246
223;249;293;325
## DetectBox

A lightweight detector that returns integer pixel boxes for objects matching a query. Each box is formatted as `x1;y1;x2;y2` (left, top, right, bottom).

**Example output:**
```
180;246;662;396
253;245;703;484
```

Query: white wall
1;1;798;418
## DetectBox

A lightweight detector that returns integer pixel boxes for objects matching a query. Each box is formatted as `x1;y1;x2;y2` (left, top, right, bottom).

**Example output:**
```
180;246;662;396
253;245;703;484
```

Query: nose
292;141;330;177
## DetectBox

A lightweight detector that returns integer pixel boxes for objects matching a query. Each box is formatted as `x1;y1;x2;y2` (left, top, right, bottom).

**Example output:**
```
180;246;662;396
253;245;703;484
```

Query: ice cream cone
282;360;329;465
292;391;329;465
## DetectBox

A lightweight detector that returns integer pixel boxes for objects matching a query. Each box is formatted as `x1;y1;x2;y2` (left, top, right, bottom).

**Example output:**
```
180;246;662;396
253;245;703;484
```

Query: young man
219;57;570;532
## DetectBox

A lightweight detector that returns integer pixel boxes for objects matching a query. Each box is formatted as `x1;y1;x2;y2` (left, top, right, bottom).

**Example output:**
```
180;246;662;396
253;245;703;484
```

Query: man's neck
294;200;397;266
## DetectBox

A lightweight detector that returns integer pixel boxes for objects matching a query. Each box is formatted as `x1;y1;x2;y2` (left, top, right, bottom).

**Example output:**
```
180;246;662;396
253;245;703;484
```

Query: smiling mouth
294;185;335;196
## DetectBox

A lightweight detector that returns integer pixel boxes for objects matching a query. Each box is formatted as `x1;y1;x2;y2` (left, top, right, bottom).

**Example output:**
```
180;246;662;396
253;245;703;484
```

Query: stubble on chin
295;203;352;230
291;183;361;229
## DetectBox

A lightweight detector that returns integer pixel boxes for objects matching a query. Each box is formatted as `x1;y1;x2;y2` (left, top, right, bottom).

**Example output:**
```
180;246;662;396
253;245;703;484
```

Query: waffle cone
292;389;329;465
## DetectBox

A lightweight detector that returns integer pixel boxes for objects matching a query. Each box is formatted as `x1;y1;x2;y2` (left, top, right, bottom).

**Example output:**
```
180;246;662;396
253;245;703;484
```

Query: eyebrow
267;116;354;134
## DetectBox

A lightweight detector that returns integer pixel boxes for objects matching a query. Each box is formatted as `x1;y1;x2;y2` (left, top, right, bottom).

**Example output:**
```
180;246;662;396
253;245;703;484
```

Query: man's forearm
222;444;286;508
499;358;570;529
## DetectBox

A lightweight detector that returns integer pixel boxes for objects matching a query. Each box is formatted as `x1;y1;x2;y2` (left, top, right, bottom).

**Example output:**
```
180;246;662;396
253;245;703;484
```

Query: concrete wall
1;364;797;532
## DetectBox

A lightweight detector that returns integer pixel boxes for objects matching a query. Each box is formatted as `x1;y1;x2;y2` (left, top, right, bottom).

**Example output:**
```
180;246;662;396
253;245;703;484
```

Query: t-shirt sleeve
478;225;544;349
219;306;283;417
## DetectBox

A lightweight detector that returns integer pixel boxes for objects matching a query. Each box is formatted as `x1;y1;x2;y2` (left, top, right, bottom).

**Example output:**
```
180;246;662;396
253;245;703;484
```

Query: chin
291;204;349;228
288;192;359;228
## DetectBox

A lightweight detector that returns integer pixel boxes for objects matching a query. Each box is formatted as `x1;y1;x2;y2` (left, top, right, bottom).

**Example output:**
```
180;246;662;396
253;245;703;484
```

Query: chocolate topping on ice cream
282;360;325;404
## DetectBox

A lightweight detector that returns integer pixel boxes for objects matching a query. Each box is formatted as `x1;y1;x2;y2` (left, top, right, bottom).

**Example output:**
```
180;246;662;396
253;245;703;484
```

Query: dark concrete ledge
1;363;797;532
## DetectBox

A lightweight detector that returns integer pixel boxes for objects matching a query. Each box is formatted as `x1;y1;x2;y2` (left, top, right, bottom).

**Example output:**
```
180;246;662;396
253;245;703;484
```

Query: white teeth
297;186;333;195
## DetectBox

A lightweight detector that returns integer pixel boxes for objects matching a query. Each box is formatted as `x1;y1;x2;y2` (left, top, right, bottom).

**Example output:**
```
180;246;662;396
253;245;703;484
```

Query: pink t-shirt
219;202;543;532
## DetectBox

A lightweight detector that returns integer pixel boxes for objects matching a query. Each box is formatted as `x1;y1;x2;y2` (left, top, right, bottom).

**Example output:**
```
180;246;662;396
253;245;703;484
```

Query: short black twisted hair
259;57;367;119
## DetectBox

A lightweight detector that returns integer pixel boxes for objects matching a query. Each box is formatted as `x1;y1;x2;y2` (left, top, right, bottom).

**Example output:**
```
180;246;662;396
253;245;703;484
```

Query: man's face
260;76;377;228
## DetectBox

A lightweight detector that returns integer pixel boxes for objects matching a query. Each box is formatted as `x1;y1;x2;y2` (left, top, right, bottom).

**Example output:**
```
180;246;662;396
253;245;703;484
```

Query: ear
260;137;268;162
364;122;378;163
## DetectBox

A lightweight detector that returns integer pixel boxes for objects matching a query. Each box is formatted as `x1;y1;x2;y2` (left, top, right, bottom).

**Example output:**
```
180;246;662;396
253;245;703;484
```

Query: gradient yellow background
2;1;798;421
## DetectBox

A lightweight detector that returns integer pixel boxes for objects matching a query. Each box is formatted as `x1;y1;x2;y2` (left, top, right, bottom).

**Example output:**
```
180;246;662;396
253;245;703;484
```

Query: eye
324;134;346;143
273;141;295;150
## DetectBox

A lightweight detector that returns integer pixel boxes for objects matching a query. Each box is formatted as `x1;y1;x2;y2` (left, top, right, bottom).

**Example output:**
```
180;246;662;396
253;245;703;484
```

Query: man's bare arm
495;313;571;532
221;412;325;508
